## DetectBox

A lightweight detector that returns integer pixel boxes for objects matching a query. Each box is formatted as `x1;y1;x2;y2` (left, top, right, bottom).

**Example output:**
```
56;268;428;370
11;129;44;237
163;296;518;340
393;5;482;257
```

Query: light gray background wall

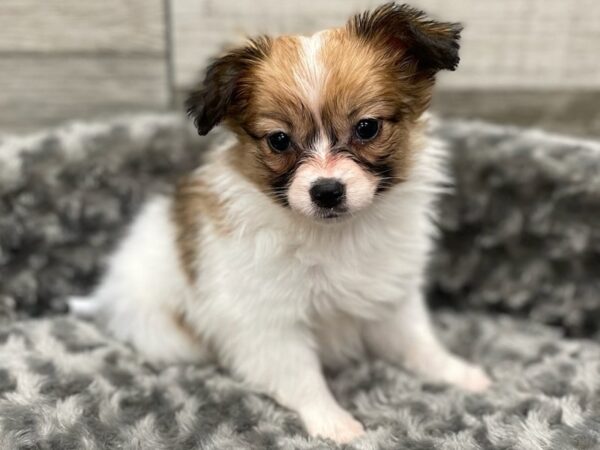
0;0;169;133
1;0;599;135
172;0;600;90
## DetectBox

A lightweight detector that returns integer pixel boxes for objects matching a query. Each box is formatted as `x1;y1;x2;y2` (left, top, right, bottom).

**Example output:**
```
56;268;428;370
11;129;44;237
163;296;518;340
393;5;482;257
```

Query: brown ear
185;37;271;136
348;2;462;73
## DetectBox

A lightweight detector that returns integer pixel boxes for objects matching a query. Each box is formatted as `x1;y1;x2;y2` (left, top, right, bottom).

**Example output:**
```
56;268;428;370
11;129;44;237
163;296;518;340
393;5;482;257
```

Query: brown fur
347;3;462;73
186;36;273;136
225;37;311;205
172;174;228;283
319;28;429;187
172;310;198;342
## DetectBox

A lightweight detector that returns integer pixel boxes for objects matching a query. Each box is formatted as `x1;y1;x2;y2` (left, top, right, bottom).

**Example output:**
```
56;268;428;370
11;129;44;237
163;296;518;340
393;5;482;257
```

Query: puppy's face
187;3;461;222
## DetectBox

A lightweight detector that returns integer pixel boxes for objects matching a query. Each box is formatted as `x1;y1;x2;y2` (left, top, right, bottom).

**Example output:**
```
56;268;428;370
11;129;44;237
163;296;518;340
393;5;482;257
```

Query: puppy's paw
303;407;365;444
443;358;492;392
460;364;492;392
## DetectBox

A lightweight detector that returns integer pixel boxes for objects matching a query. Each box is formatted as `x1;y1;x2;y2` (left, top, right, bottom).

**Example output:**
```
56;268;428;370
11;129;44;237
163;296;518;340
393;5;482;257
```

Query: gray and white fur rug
1;114;599;449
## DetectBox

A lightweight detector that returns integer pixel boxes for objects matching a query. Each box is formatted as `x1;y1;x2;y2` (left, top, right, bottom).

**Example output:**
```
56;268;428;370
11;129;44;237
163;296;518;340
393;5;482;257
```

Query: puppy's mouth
312;206;349;222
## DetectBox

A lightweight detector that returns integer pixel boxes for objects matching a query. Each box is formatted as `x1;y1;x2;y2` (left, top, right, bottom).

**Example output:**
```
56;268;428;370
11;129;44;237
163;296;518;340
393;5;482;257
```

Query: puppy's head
187;3;461;222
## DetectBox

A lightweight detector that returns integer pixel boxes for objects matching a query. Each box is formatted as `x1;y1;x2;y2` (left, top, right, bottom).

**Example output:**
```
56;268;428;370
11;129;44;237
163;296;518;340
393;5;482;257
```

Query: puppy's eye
355;118;380;141
267;132;291;152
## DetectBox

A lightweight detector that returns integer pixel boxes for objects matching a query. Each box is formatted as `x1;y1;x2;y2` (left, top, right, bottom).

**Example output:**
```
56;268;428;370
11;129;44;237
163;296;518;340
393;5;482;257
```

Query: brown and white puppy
71;3;491;444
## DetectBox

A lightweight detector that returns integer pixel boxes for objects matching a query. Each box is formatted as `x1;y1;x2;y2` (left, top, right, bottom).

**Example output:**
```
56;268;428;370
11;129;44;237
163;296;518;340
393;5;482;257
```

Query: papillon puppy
71;3;491;443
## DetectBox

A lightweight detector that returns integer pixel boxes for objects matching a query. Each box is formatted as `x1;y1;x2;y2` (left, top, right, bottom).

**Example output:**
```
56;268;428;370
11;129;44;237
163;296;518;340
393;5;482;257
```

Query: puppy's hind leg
69;290;209;365
112;306;211;365
67;197;210;364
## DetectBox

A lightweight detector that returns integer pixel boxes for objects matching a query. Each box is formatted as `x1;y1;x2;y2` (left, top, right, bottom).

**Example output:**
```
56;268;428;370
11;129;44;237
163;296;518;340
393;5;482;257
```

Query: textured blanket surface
2;313;600;450
1;115;599;449
431;121;600;337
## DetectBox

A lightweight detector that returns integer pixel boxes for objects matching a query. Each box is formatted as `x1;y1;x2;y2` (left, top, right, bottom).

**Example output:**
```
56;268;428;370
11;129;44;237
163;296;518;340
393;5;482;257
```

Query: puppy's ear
186;37;271;135
348;2;462;73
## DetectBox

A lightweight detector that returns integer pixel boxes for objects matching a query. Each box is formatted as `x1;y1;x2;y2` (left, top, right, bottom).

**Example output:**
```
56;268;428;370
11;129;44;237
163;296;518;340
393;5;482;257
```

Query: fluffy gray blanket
1;115;599;449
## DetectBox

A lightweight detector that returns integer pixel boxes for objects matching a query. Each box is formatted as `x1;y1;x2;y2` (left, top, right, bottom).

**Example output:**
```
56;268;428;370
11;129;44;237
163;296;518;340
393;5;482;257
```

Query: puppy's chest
267;230;413;318
204;224;423;319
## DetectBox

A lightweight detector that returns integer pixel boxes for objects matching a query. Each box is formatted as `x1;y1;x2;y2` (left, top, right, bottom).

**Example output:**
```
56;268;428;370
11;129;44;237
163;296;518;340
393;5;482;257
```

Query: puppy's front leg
364;291;491;392
219;326;364;443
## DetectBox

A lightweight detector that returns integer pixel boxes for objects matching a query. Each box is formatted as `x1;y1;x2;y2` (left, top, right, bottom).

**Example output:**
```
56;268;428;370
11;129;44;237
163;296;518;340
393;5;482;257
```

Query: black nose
309;178;345;208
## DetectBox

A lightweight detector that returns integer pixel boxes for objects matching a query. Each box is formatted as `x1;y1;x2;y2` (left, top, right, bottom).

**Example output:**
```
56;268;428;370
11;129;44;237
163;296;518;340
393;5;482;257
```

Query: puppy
70;3;491;443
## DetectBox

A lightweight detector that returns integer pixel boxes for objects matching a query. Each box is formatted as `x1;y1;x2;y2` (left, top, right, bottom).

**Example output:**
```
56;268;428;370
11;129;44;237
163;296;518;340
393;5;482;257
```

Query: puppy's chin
307;206;350;223
289;206;350;224
290;200;373;223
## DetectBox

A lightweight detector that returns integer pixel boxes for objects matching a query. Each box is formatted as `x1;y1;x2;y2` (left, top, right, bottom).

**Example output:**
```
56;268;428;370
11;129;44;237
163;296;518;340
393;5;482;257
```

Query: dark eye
267;132;291;152
355;118;380;141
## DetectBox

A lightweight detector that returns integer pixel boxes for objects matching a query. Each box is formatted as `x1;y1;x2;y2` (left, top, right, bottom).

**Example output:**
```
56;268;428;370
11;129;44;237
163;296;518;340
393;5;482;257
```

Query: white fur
72;133;490;443
294;32;326;123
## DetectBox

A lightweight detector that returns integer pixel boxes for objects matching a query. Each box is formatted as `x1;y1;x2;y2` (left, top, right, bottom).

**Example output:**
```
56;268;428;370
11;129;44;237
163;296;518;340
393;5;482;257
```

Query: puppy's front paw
460;364;492;392
442;358;492;392
303;407;365;444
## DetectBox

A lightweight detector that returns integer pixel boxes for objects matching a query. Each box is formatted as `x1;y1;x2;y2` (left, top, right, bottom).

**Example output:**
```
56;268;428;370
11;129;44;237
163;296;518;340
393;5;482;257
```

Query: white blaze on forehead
294;32;327;126
294;32;330;158
313;134;330;159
